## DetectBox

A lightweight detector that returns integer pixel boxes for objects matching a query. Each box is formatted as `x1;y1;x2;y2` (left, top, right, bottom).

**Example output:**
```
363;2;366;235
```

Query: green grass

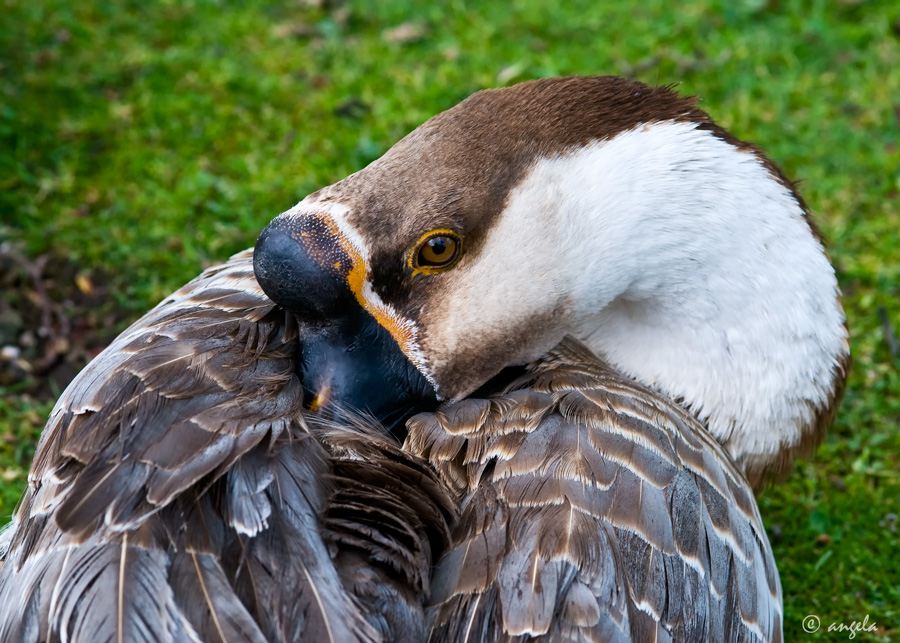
2;0;899;639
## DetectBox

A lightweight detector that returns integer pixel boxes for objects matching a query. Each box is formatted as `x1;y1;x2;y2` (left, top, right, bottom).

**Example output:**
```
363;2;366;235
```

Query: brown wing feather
21;250;295;538
407;336;782;643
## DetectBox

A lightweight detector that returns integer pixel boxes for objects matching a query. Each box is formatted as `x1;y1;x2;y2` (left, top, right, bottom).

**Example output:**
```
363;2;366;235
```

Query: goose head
254;75;850;485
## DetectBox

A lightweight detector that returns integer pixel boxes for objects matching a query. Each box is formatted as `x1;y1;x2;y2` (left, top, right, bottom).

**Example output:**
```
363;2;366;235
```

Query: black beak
253;214;437;437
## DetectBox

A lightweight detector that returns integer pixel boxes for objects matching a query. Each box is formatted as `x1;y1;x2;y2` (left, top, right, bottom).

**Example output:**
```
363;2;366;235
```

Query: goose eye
411;231;462;272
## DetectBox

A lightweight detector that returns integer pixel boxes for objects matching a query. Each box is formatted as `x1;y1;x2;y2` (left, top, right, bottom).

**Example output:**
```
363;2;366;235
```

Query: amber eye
410;230;462;273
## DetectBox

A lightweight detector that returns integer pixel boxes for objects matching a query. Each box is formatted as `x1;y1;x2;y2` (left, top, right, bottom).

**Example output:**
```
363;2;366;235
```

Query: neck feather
511;121;849;484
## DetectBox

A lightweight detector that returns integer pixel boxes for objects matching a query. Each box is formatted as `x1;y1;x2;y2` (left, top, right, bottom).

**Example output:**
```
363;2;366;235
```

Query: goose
253;75;849;640
0;75;849;642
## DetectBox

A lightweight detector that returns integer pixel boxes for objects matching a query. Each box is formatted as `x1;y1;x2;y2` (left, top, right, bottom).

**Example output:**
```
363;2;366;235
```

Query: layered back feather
407;337;783;643
0;249;454;643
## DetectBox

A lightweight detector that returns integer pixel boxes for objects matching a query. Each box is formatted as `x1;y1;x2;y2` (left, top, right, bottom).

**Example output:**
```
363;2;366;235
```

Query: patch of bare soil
0;241;133;400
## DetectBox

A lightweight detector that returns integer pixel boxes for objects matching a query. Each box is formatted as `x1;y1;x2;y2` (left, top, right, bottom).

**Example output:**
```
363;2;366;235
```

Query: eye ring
409;230;462;275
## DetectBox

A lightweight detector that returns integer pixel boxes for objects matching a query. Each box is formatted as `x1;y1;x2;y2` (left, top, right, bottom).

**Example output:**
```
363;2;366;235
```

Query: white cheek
422;177;574;373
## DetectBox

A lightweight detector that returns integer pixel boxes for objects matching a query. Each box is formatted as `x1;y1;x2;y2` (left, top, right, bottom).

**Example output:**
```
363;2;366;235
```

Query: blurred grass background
1;0;898;639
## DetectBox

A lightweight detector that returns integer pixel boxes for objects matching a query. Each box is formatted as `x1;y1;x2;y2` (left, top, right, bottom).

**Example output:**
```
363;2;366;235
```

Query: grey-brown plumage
0;249;783;642
408;338;782;642
0;249;454;642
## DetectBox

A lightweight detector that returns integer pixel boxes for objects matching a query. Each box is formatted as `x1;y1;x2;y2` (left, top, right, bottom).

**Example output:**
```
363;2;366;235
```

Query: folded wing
408;337;783;643
0;250;453;643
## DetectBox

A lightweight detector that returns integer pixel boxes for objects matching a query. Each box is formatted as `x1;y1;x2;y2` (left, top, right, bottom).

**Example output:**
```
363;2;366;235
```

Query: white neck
502;121;848;475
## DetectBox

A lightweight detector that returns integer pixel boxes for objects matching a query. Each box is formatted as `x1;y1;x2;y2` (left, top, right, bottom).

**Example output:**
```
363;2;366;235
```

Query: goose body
1;76;849;642
0;256;782;642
